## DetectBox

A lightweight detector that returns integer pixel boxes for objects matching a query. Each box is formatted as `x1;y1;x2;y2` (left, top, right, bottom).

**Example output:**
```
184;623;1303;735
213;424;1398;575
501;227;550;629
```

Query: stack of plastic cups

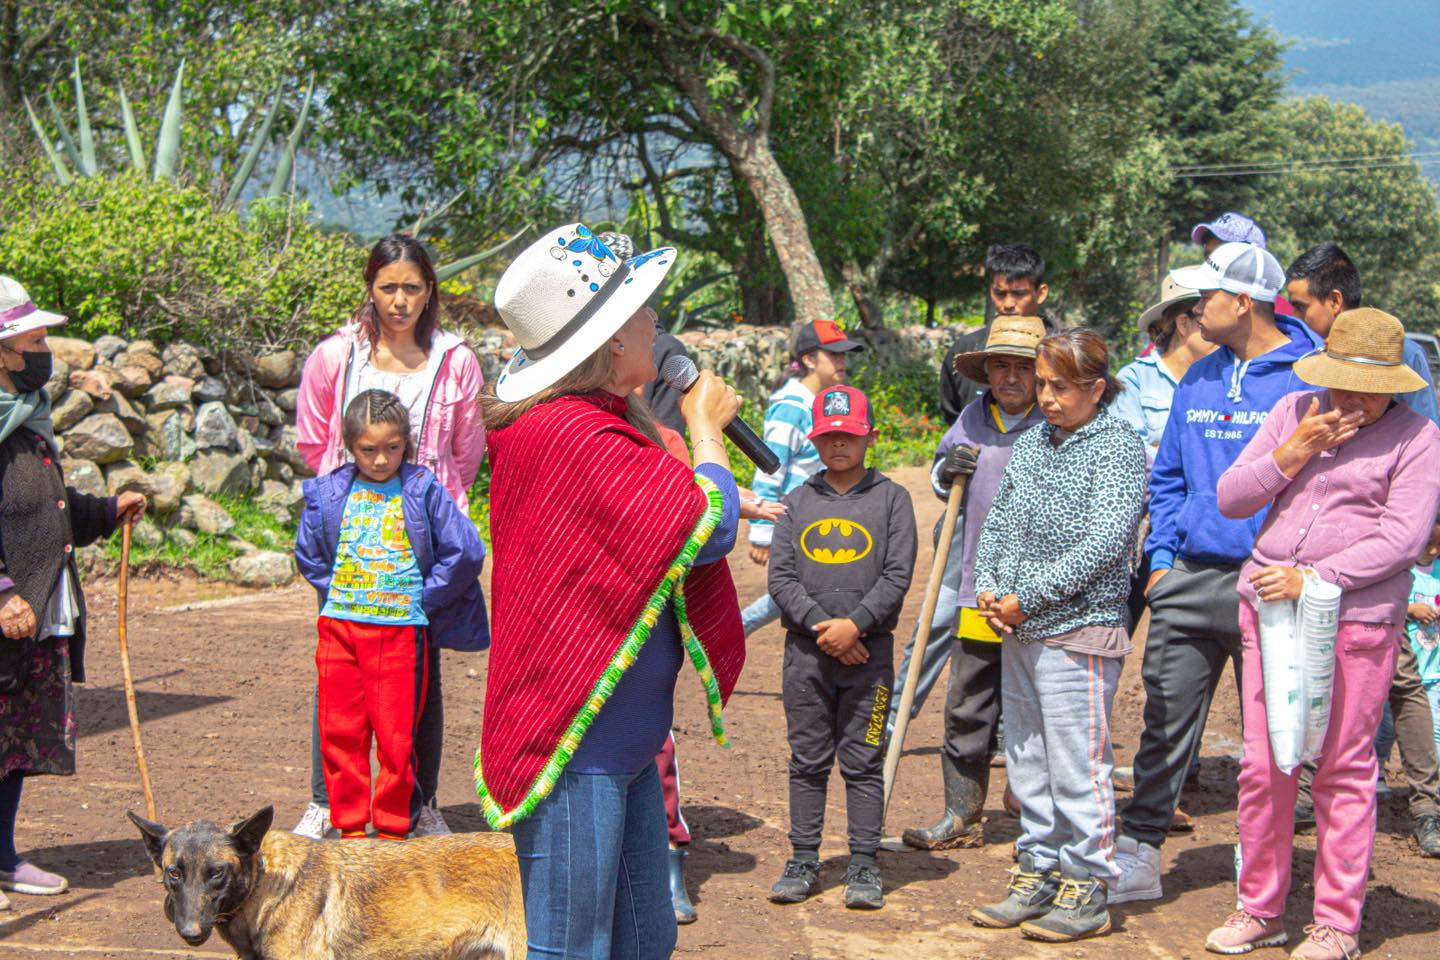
1297;575;1342;762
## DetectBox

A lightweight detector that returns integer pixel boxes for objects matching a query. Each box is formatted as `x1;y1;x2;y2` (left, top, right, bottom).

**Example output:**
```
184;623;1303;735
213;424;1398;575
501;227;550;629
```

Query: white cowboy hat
0;277;67;341
492;223;677;402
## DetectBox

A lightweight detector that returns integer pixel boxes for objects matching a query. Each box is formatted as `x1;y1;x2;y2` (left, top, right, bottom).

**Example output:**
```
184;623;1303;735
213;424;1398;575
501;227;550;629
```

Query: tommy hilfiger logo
1185;409;1268;426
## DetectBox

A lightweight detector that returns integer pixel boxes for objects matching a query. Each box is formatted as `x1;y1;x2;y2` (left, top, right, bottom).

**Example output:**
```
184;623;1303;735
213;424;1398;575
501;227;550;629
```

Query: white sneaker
293;802;336;840
414;804;452;837
1110;834;1163;903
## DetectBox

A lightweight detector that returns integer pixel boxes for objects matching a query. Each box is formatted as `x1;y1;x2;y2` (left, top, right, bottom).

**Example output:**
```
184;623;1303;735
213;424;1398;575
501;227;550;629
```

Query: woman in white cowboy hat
476;225;745;959
0;278;146;911
1209;308;1440;959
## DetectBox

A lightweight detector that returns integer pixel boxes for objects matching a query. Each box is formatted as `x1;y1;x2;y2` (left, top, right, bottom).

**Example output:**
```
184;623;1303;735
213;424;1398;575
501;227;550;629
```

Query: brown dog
128;806;526;959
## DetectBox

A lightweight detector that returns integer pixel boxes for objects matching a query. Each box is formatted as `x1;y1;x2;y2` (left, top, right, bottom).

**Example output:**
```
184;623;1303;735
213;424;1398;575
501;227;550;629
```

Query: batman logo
800;518;873;564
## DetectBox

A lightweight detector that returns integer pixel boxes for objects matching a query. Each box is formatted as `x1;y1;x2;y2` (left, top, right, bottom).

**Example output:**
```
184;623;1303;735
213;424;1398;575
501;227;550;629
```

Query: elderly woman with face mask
0;278;146;911
1207;309;1440;960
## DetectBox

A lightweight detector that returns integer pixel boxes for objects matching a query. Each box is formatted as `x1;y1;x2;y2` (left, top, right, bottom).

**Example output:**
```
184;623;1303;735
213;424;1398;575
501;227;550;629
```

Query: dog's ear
127;810;170;868
228;806;274;858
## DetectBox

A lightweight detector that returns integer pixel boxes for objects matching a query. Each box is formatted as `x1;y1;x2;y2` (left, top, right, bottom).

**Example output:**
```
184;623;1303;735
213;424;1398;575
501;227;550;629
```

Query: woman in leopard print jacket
969;328;1146;943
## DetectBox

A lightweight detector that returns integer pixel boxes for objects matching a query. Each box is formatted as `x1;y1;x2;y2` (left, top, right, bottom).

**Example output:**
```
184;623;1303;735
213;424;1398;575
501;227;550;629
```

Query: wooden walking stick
882;473;969;819
117;521;157;823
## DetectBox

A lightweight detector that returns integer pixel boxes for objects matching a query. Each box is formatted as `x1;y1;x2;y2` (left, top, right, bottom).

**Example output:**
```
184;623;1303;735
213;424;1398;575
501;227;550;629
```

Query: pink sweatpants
1236;602;1398;934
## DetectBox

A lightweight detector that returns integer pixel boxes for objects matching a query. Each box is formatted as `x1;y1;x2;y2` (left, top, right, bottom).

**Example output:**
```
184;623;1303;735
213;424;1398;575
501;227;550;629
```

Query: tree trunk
1156;230;1171;295
728;133;835;325
843;260;883;329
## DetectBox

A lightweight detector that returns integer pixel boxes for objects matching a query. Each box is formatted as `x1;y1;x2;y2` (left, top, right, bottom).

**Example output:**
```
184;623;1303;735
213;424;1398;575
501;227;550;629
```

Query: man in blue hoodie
1111;242;1323;904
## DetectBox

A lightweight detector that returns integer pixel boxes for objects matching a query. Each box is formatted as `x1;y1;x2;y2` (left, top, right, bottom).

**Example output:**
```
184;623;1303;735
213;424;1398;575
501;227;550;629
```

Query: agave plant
24;58;313;206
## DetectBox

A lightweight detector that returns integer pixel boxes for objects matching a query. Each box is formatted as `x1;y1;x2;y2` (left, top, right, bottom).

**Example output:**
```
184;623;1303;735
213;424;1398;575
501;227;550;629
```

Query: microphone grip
722;417;781;475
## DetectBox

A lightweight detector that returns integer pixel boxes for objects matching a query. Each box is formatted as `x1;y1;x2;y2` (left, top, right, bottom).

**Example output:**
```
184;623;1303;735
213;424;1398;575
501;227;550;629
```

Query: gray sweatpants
1121;558;1243;848
1003;638;1122;880
783;633;894;856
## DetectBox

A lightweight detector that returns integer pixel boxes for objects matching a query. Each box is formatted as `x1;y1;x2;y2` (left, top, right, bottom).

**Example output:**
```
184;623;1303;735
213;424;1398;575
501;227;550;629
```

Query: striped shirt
749;379;821;546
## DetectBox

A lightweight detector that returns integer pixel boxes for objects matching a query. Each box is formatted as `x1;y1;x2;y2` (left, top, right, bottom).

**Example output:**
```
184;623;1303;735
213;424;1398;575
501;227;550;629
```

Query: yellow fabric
989;402;1035;434
957;606;1002;643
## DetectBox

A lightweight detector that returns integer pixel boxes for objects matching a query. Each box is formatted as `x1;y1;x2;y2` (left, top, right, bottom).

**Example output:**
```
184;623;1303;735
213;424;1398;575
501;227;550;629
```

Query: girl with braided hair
295;389;487;840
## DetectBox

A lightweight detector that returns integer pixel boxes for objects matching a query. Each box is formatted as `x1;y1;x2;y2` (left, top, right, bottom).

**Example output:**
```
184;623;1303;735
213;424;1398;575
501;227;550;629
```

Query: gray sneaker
769;857;821;904
843;861;883;910
1020;875;1111;942
971;852;1060;928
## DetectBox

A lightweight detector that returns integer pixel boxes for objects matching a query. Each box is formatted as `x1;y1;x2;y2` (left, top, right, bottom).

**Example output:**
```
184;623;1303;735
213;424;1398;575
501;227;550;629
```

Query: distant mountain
1244;1;1440;177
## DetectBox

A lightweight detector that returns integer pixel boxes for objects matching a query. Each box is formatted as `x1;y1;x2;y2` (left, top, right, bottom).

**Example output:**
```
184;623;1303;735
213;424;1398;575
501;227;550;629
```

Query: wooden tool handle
117;521;156;822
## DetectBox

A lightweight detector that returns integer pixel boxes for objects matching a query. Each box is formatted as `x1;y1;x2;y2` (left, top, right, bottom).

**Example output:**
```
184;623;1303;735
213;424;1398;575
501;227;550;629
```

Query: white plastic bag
1257;572;1341;774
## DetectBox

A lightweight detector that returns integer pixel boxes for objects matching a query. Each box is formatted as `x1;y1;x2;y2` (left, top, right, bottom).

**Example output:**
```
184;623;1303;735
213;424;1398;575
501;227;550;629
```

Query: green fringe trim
475;473;730;830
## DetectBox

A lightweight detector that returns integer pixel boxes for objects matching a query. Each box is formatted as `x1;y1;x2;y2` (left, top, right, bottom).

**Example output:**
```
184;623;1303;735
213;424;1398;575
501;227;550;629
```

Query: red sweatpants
316;616;428;837
654;730;691;846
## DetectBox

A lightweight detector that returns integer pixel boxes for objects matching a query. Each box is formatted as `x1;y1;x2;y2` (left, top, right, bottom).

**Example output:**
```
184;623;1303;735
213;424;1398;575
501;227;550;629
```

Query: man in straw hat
1112;242;1324;905
899;315;1047;850
1206;307;1440;958
1284;242;1440;858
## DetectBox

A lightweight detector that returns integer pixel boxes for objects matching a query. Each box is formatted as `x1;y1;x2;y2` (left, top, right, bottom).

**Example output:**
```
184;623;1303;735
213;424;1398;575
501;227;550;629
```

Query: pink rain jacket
295;323;486;512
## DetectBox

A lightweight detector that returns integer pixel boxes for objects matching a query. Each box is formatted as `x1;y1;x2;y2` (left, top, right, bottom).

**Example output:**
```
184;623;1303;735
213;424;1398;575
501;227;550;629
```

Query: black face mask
5;350;52;395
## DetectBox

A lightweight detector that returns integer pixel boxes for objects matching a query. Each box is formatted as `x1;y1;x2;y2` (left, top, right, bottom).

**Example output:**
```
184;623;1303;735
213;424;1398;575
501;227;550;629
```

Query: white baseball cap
0;277;67;341
1169;242;1285;304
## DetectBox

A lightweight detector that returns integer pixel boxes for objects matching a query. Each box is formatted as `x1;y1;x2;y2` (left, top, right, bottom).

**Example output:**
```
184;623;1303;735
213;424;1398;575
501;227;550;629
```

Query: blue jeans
511;763;676;959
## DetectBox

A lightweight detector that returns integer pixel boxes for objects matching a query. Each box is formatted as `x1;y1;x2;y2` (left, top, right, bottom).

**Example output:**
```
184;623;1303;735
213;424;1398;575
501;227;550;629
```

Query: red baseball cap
793;319;863;356
808;385;873;439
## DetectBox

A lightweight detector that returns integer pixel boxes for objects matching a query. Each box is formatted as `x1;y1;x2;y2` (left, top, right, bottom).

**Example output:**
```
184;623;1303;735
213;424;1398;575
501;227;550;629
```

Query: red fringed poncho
476;392;745;827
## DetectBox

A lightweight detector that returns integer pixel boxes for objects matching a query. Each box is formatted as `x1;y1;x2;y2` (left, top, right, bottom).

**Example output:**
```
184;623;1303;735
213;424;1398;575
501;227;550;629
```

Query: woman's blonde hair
481;340;664;444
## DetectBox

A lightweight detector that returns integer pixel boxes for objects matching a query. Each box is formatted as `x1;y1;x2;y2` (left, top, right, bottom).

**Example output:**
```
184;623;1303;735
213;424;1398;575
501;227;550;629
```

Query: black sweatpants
942;638;1003;766
1121;558;1242;848
783;632;893;857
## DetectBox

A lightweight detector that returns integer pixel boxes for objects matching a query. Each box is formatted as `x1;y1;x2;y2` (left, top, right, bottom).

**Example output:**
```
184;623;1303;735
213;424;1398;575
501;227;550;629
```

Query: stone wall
47;335;307;586
47;322;959;584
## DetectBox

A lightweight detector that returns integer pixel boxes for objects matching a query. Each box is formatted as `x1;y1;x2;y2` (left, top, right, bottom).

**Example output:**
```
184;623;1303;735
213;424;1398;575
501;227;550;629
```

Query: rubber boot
901;754;988;849
669;846;696;924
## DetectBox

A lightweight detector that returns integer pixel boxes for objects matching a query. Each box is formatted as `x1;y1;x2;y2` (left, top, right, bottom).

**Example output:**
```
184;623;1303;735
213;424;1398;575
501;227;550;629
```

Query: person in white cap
1110;243;1324;905
1191;211;1268;256
0;278;147;911
474;225;745;959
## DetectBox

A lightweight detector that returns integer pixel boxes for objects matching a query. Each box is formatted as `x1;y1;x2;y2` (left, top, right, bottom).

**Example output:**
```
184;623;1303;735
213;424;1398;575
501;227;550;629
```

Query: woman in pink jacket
292;233;486;839
1208;309;1440;960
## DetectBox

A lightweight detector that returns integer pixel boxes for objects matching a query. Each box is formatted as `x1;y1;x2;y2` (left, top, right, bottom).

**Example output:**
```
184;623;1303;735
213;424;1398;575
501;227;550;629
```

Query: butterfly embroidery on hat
565;224;616;263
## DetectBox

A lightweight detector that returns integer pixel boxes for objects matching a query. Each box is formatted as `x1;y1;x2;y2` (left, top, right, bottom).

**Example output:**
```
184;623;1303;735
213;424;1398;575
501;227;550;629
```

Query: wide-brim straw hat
1138;276;1199;339
954;315;1046;384
492;223;677;402
1293;307;1426;395
0;276;67;341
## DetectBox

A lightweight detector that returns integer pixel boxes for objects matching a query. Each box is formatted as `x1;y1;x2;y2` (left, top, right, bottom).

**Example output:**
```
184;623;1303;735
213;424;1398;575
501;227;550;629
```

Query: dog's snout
177;922;209;945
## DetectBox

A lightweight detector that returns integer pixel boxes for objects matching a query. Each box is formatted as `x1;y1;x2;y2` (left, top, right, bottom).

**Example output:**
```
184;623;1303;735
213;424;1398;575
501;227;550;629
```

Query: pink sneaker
1206;911;1289;954
0;862;68;895
1289;925;1360;960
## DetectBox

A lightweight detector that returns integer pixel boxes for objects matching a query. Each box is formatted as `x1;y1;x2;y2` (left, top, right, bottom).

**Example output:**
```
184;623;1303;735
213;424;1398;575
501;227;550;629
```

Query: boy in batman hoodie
766;384;917;911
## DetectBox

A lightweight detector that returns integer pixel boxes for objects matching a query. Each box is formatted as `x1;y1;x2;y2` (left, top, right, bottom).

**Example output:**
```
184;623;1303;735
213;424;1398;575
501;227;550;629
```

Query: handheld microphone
661;356;781;475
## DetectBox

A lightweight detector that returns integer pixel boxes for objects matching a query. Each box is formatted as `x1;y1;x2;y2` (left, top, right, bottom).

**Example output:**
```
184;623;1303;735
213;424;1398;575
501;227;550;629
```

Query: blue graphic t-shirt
321;476;427;626
1407;562;1440;686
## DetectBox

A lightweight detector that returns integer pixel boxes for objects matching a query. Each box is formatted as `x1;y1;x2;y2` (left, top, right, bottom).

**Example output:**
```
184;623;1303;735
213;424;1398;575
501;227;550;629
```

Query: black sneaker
1019;876;1111;942
843;861;884;910
1295;802;1316;833
769;857;821;904
970;852;1060;928
1415;814;1440;858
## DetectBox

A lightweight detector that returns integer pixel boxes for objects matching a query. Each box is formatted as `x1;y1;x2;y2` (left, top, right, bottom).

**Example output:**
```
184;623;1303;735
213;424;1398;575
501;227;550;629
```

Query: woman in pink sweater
292;234;487;840
1209;309;1440;959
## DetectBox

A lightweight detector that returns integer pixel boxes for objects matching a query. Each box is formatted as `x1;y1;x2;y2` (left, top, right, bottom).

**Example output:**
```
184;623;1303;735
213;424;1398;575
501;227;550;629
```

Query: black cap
793;319;863;356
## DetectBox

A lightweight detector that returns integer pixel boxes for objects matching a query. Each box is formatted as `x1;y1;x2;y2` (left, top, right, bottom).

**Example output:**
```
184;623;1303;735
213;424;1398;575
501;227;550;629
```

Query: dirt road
4;466;1437;958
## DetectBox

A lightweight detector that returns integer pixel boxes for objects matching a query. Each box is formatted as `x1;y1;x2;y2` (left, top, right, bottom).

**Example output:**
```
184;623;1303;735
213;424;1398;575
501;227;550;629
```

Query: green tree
1250;97;1440;330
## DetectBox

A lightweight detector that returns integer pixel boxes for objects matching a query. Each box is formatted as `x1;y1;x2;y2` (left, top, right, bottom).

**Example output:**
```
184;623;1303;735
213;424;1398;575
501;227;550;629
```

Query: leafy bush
849;357;942;423
0;167;363;350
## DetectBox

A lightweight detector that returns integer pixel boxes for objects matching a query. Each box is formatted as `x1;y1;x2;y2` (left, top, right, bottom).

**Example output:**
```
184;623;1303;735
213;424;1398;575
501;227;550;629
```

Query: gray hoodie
768;468;917;640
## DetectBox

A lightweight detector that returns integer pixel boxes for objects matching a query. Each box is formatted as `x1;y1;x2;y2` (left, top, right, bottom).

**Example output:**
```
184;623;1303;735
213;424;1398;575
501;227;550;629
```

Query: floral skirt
0;638;76;778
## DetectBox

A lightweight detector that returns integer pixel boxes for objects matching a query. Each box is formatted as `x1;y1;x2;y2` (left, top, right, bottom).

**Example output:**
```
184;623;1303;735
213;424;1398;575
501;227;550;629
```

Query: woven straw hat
1138;276;1199;339
1293;307;1426;395
954;315;1046;384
